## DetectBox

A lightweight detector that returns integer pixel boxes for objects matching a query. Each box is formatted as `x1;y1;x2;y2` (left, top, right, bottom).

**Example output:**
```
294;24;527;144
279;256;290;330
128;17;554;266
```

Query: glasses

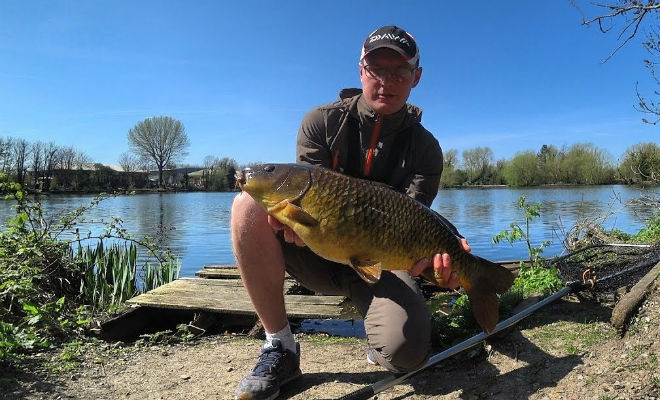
361;64;416;83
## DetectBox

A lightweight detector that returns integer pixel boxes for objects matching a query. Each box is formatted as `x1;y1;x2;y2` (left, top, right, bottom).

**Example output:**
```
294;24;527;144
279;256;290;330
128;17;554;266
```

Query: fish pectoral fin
350;257;382;284
269;200;319;227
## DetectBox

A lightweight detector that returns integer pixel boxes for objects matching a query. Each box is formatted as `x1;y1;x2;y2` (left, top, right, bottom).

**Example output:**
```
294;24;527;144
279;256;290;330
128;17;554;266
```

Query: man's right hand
268;215;306;247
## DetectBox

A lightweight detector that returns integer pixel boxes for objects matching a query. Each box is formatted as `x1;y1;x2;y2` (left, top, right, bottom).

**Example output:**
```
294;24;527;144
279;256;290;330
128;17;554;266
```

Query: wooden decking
126;262;524;319
126;265;347;319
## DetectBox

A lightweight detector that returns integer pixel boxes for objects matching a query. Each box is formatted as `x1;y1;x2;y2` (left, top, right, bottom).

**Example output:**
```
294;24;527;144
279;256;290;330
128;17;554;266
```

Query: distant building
147;167;203;187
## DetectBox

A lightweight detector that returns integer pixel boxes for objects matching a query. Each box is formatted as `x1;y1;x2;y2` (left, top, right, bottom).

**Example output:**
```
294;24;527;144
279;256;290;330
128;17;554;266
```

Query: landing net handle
334;280;590;400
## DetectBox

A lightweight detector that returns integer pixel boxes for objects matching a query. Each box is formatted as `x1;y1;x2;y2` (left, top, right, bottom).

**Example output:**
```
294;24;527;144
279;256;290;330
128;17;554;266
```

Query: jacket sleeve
296;108;332;168
405;129;443;207
407;137;464;238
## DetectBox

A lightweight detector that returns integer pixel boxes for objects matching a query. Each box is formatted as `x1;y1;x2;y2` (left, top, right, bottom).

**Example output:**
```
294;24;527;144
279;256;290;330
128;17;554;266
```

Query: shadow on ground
0;359;66;400
285;294;612;399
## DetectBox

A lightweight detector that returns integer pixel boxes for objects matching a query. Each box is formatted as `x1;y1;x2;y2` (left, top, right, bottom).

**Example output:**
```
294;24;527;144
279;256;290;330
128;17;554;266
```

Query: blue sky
1;1;657;167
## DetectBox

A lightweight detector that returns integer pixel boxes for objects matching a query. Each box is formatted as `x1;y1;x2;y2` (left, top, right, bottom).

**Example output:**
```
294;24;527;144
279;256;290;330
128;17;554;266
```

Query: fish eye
264;165;275;172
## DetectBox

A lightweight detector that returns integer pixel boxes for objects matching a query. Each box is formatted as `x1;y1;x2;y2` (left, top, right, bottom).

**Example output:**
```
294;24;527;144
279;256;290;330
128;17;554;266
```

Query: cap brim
361;44;418;66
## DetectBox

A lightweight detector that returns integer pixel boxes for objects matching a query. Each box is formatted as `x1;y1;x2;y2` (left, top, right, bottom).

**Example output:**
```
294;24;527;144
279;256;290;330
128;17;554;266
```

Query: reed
73;241;180;310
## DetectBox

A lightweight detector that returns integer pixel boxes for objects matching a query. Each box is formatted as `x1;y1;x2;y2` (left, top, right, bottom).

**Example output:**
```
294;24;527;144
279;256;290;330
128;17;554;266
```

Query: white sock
265;323;297;353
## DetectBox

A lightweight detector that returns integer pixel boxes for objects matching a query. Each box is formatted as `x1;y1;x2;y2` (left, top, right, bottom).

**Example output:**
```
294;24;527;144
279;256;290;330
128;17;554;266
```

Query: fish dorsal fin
349;257;382;284
268;200;319;227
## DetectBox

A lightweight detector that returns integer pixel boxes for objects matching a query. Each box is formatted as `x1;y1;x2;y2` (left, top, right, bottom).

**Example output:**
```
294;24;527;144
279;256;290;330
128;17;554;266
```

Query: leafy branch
492;196;551;266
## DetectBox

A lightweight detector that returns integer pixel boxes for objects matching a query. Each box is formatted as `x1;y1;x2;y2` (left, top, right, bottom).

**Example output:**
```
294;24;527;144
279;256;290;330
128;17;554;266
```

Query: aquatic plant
0;174;179;364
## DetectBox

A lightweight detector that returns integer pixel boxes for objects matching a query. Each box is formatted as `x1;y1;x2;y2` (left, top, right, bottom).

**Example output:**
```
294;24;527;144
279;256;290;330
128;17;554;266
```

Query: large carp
235;163;514;333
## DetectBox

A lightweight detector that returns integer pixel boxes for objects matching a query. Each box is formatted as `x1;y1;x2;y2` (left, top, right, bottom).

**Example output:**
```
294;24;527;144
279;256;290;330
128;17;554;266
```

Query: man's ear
411;67;422;88
359;64;368;86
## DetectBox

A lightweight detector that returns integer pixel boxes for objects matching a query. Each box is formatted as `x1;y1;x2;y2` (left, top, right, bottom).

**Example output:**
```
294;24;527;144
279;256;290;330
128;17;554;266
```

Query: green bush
634;213;660;243
0;175;179;364
511;264;563;297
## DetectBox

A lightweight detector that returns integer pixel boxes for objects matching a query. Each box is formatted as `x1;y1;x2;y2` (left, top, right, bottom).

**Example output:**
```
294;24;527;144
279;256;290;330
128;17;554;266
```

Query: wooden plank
202;265;237;269
126;278;345;318
195;265;295;280
196;265;239;278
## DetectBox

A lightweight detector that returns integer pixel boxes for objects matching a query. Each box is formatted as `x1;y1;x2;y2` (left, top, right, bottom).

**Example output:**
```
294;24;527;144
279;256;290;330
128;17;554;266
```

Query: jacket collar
339;89;422;136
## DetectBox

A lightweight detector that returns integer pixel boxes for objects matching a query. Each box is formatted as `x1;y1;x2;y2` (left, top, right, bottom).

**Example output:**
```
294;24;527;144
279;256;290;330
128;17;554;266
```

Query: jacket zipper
363;114;382;176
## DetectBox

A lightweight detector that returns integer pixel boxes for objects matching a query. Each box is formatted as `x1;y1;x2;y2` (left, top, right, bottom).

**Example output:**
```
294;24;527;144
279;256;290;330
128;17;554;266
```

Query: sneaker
235;339;302;400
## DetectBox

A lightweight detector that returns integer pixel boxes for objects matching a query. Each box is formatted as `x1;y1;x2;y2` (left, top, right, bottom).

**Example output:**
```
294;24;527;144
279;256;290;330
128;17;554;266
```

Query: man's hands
409;238;471;289
268;215;306;247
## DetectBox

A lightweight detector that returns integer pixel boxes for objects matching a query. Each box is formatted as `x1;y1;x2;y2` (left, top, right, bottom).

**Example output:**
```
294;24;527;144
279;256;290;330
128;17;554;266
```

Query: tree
30;141;43;190
504;151;540;186
118;152;139;174
443;149;459;169
439;149;464;187
537;144;563;184
42;142;60;191
74;151;91;170
462;146;493;184
118;151;141;188
209;157;238;191
0;137;13;175
127;116;190;188
618;142;660;182
12;139;30;186
560;143;614;184
201;155;218;190
577;0;660;123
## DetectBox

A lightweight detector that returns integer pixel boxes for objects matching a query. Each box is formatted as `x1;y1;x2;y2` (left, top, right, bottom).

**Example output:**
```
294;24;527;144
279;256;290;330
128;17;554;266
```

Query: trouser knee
363;271;431;373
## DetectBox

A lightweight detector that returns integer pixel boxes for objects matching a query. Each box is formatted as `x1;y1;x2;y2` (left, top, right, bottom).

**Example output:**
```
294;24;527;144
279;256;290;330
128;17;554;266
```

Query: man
232;25;470;400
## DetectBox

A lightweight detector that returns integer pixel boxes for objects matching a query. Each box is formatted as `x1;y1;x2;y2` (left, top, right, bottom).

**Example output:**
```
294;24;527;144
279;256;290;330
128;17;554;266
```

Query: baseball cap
360;25;419;67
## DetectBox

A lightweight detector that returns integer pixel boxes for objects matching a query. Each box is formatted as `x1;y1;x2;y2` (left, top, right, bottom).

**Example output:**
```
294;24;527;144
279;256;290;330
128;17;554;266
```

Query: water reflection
432;185;655;262
0;186;655;277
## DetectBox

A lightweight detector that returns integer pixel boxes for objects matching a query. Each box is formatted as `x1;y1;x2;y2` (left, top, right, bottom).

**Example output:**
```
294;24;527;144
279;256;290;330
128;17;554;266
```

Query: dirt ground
2;281;658;400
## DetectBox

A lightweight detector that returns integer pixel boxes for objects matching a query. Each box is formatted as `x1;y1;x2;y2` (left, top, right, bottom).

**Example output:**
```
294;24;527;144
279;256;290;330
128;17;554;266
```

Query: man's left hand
409;238;471;289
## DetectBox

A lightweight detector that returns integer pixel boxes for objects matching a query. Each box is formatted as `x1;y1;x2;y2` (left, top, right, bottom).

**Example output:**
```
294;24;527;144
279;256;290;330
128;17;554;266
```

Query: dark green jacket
296;89;444;207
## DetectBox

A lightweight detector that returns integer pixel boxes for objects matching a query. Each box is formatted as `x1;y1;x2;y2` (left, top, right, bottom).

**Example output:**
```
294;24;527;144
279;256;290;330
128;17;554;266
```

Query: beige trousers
278;234;431;373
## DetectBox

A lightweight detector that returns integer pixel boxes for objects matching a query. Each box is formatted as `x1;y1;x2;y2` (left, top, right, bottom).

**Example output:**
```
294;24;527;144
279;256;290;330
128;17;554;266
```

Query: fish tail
461;256;515;333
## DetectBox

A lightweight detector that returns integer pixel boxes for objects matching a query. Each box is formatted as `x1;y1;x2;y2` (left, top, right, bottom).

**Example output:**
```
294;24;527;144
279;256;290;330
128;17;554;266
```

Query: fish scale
236;163;515;333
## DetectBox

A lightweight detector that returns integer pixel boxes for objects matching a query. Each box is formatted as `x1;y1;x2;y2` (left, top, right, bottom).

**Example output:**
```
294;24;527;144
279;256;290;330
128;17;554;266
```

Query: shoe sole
235;369;302;400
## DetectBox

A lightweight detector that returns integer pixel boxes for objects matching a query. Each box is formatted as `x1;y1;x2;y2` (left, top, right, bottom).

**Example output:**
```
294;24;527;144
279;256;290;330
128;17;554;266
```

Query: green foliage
438;165;466;187
618;142;660;183
511;264;563;296
492;196;551;265
0;174;179;364
560;143;615;185
207;157;238;191
462;146;494;184
430;289;523;350
633;212;660;243
76;242;139;310
430;195;565;348
504;151;540;186
134;324;195;346
537;144;563;184
430;294;477;349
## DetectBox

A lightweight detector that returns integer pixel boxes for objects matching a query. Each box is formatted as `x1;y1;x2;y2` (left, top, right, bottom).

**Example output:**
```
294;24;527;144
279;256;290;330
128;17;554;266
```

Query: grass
46;341;84;373
526;320;615;355
298;333;365;345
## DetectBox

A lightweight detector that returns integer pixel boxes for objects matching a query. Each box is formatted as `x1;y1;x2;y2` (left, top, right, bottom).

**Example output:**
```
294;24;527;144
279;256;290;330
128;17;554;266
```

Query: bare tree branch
582;2;659;62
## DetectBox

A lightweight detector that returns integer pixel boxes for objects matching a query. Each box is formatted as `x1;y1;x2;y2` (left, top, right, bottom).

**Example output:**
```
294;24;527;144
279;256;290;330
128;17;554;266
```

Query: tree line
439;142;660;188
0;136;237;193
3;113;656;192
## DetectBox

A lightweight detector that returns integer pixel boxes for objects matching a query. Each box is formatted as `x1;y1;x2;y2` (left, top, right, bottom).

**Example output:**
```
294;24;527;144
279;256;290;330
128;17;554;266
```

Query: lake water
0;185;654;277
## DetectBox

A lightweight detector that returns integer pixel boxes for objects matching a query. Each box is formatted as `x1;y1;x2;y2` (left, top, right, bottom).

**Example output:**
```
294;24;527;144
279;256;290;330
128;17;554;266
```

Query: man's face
359;48;422;115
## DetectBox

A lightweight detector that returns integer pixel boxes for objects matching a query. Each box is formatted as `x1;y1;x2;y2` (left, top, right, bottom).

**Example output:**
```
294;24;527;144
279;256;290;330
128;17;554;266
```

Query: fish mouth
234;170;247;188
